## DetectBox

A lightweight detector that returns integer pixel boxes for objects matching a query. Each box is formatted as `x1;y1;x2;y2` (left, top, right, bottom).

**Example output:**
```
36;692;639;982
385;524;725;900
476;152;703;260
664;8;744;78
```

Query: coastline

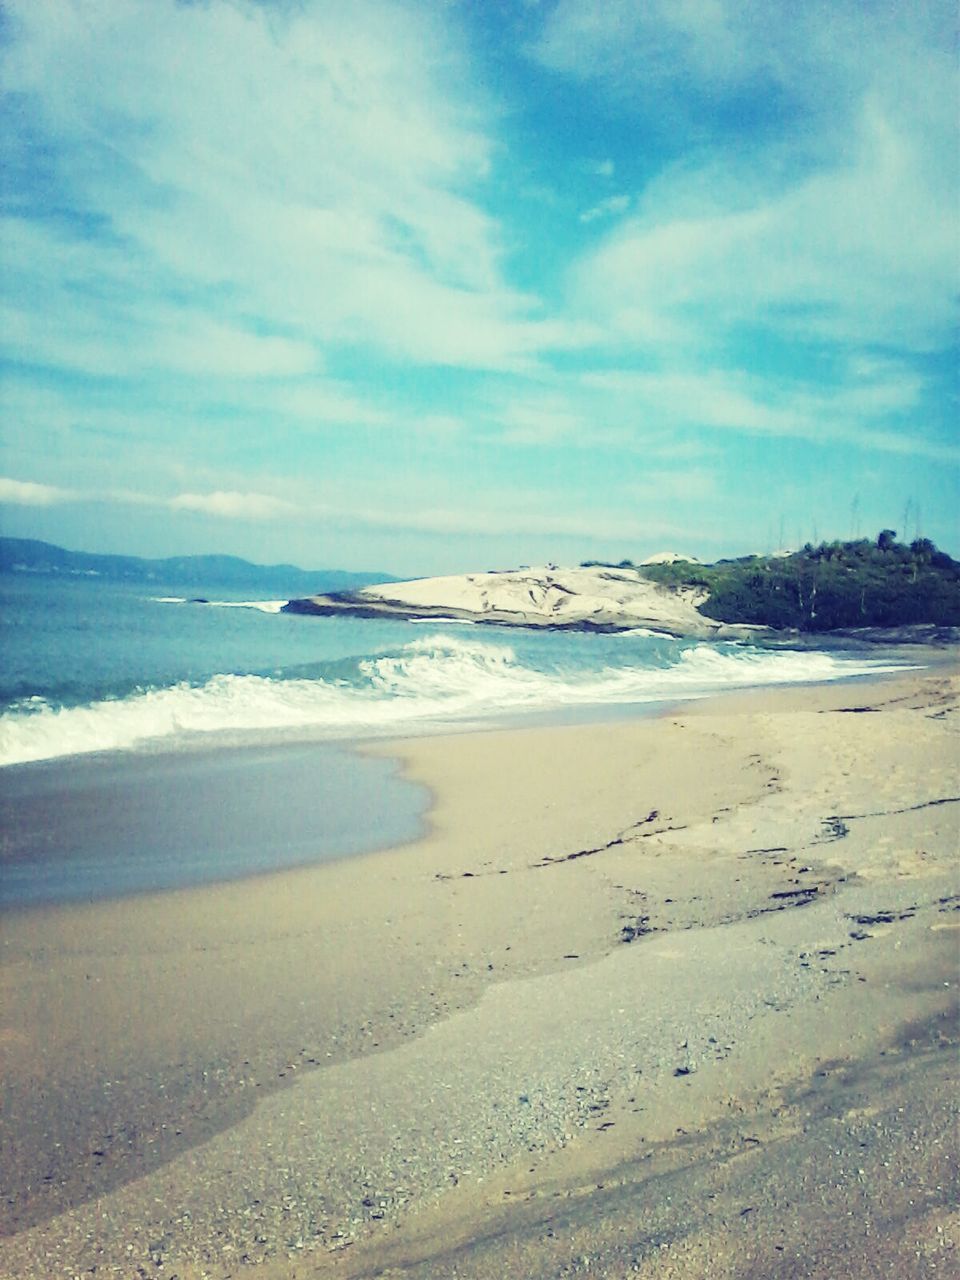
1;665;957;1278
283;563;960;647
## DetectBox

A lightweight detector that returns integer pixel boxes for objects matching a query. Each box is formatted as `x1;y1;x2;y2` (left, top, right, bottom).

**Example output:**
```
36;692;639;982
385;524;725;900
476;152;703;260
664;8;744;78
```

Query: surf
0;631;912;767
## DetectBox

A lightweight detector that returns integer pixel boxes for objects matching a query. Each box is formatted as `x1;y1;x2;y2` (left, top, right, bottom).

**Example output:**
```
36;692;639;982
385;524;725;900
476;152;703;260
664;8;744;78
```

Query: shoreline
0;638;946;910
283;562;960;647
284;591;960;649
1;665;957;1278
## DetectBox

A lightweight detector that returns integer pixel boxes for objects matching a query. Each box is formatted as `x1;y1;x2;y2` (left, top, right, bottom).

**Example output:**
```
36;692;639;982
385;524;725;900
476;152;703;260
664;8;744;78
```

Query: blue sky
1;0;957;575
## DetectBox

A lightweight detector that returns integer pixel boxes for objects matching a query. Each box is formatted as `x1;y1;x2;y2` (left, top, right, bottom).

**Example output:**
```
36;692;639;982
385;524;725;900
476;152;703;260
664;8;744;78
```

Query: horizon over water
0;572;917;906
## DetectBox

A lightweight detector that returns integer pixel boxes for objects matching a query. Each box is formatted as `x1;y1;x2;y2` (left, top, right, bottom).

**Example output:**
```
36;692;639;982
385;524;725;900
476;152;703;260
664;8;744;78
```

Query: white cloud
0;371;389;477
168;491;299;521
525;1;958;476
580;369;960;463
0;468;683;545
535;0;742;93
536;0;958;439
579;195;630;224
495;394;588;446
533;0;955;146
345;500;665;543
152;326;318;380
2;0;549;374
0;477;77;505
0;477;304;523
468;347;956;466
627;467;718;504
0;217;319;378
573;99;955;356
262;383;388;427
2;0;955;563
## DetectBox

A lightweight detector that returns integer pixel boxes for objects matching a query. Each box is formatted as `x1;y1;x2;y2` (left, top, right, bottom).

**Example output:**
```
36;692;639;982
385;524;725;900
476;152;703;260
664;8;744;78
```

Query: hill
632;533;960;631
0;537;391;595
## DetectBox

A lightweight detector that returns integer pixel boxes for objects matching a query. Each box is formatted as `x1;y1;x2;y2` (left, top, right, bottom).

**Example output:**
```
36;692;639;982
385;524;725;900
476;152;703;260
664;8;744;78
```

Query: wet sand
0;667;957;1278
0;740;427;907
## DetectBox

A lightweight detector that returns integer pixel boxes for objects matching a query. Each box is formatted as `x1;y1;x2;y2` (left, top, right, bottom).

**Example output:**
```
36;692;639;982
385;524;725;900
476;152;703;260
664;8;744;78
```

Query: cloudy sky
1;0;957;575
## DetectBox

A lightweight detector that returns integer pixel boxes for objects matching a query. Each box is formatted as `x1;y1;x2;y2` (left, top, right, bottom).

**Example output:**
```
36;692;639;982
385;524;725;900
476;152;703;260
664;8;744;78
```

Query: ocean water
0;572;913;769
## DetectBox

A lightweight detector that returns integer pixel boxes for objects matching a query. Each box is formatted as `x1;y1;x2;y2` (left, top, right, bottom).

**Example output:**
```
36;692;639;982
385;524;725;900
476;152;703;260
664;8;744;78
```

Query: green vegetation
593;534;960;631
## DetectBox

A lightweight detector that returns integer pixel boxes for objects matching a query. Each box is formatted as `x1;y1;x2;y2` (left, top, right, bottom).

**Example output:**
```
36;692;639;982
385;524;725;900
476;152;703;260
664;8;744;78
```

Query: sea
0;572;914;907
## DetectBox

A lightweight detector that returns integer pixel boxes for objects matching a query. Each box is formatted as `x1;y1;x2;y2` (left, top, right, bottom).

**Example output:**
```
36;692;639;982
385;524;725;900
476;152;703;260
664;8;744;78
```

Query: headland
283;565;761;638
284;539;960;644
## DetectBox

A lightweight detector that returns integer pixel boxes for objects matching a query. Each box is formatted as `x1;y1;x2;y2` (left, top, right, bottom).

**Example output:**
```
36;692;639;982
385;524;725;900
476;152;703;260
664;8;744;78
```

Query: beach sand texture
0;669;958;1278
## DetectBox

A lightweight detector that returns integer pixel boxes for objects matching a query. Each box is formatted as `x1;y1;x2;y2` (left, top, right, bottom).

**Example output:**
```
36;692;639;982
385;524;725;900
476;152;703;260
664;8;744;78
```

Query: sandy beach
1;665;958;1279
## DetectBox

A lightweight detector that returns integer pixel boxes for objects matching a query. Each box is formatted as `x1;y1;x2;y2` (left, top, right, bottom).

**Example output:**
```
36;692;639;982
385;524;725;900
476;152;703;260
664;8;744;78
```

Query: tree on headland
636;533;960;631
911;537;936;561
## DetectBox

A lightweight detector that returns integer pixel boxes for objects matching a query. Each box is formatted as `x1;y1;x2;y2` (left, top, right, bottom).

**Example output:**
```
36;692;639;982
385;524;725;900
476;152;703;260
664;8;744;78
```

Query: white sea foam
207;600;289;614
153;597;288;613
406;615;475;625
0;633;914;767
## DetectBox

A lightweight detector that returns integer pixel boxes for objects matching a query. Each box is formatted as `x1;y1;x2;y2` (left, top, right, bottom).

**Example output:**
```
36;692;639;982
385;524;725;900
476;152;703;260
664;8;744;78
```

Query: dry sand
0;667;958;1278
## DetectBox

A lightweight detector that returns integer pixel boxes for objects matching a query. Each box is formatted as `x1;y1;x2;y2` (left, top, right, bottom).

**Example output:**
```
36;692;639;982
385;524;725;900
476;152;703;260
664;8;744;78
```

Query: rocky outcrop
285;565;760;639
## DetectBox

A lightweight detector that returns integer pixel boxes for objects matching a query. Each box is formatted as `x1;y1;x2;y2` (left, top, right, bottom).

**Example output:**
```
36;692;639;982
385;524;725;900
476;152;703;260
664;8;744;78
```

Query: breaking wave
152;597;288;613
0;632;910;767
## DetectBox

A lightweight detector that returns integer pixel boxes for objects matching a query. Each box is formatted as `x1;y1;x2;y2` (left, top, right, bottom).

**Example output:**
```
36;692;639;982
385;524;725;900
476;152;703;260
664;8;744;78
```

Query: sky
1;0;957;576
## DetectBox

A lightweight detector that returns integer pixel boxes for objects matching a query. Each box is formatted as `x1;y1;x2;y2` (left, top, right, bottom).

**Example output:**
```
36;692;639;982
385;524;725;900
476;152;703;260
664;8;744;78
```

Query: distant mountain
0;537;393;595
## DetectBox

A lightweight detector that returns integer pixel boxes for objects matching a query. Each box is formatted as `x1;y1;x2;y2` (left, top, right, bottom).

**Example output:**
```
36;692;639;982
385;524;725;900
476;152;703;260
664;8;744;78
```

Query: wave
208;599;289;613
152;597;288;613
0;632;913;767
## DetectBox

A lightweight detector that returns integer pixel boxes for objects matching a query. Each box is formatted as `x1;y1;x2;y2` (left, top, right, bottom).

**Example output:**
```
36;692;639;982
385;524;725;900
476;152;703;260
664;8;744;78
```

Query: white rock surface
347;565;717;635
638;551;701;565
